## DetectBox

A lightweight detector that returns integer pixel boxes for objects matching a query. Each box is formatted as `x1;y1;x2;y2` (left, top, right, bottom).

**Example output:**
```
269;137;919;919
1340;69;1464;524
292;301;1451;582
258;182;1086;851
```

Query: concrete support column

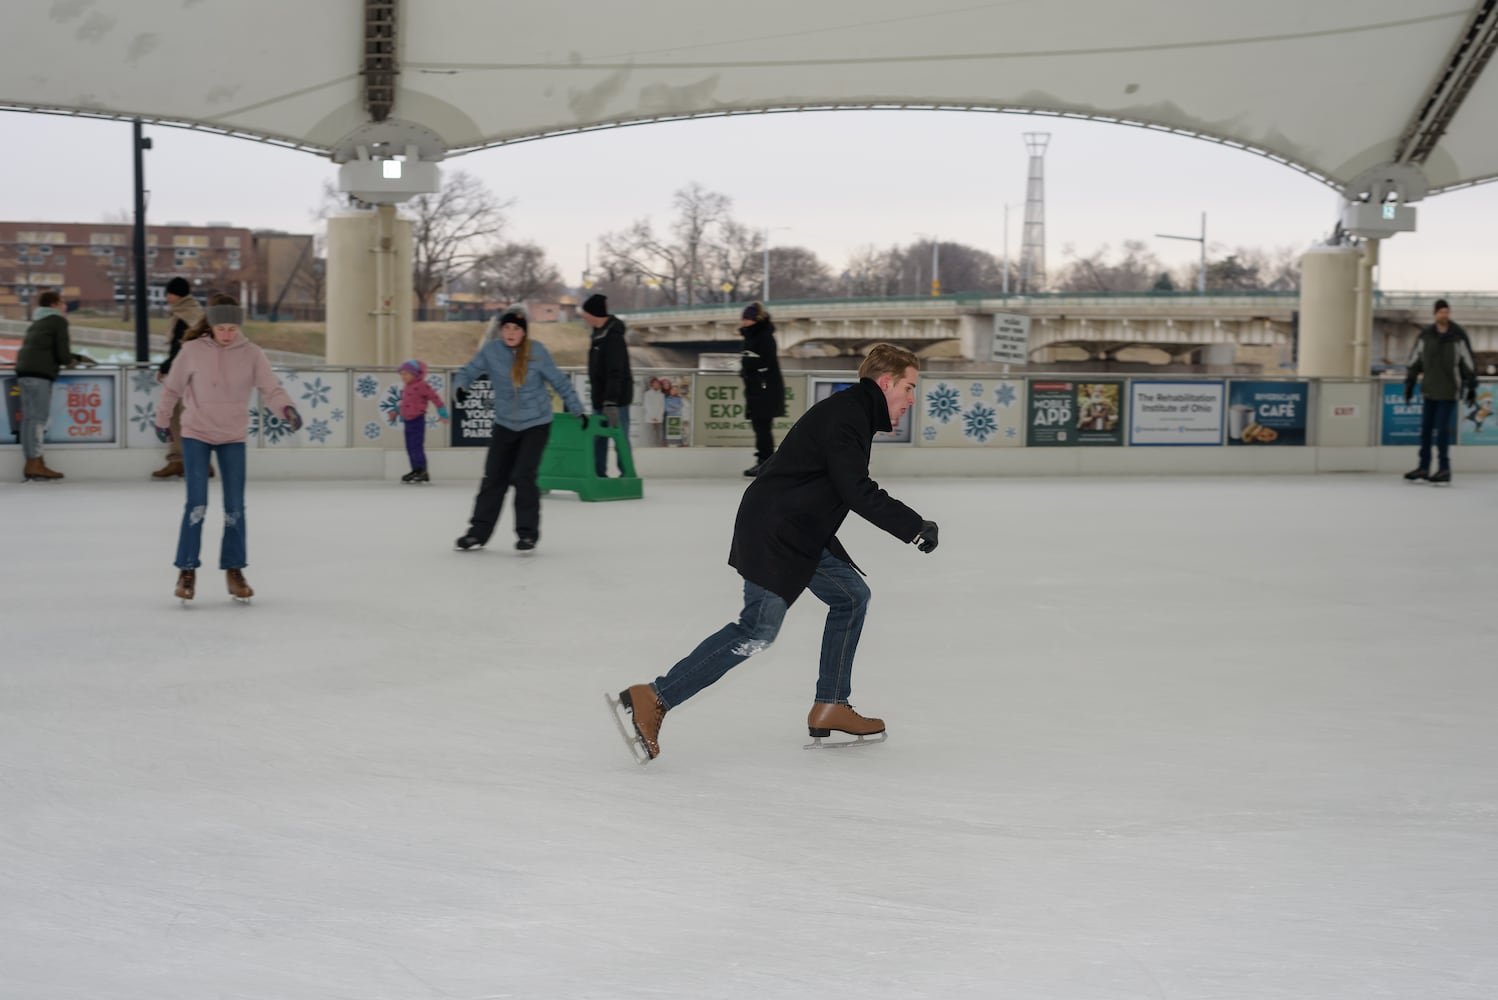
1351;238;1379;378
1296;246;1360;377
326;209;413;366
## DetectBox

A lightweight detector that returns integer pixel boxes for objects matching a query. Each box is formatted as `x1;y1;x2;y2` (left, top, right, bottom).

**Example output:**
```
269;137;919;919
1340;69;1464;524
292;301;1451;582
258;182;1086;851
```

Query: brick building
0;221;257;320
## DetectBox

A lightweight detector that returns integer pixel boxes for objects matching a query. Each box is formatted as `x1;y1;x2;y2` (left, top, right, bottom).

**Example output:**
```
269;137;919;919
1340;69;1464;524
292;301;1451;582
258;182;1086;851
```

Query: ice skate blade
231;596;252;604
803;732;888;751
605;692;652;766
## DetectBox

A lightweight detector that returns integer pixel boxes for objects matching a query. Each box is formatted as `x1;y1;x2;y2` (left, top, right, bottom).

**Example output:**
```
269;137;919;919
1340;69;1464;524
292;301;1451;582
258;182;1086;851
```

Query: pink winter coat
399;364;446;420
157;335;294;445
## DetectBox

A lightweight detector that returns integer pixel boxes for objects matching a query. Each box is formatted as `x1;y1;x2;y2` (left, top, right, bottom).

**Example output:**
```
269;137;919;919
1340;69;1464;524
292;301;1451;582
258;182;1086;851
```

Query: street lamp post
1156;211;1207;294
132;120;153;363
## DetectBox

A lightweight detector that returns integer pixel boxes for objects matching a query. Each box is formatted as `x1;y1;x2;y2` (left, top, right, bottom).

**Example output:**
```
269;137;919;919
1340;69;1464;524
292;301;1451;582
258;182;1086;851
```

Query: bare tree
845;245;902;298
763;246;836;300
475;241;564;304
404;171;511;319
598;183;762;306
1054;241;1167;292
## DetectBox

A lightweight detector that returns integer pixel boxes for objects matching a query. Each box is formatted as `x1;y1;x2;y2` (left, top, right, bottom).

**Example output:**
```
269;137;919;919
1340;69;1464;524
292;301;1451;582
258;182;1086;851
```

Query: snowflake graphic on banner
248;406;295;444
379;385;403;423
331;408;345;422
363;421;383;440
994;382;1018;408
130;402;157;434
279;370;302;387
922;425;938;441
131;369;158;395
970;382;984;398
926;383;962;423
306;418;332;444
300;377;332;409
356;375;379;398
1004;426;1018;439
963;402;999;443
426;373;444;392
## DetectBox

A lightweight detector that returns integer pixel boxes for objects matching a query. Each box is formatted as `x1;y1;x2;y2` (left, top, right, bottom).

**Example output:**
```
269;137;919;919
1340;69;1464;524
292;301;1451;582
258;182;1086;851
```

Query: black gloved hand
1465;382;1479;407
1403;378;1416;405
578;413;590;429
455;386;469;406
915;520;939;554
282;405;303;433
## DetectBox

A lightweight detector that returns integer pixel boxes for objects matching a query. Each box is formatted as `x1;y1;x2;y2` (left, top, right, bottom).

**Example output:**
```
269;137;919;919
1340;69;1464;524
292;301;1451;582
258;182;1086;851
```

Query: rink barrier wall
4;365;1496;480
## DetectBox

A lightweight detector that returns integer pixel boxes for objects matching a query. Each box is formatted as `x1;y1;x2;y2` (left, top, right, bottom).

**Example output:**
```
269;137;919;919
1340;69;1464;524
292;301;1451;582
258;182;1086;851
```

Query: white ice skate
605;691;653;766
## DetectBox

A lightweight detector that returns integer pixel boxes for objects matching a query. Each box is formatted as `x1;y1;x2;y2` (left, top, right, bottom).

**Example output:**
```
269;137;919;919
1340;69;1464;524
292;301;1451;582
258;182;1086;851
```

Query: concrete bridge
622;292;1498;369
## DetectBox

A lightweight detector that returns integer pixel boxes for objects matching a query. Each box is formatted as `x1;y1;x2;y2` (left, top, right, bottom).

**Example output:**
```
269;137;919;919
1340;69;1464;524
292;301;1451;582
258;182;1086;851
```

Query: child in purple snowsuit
393;359;449;483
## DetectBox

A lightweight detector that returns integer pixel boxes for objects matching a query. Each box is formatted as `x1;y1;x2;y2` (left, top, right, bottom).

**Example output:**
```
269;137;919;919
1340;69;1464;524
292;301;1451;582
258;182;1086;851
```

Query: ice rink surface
2;472;1496;999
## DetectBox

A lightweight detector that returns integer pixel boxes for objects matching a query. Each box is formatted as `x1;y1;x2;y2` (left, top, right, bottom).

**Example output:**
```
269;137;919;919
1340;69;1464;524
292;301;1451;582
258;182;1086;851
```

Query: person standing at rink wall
612;343;940;763
155;295;302;603
737;301;785;478
1403;298;1478;485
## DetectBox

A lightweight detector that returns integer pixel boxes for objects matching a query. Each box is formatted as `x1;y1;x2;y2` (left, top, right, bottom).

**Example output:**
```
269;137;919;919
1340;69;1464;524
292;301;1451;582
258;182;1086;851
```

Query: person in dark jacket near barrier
152;277;205;479
610;343;939;762
1403;298;1477;485
739;301;785;478
581;293;633;476
15;290;90;482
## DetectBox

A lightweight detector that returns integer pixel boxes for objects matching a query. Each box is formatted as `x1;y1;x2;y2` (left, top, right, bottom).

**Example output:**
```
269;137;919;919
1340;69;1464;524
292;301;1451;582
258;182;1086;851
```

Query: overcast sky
3;108;1495;296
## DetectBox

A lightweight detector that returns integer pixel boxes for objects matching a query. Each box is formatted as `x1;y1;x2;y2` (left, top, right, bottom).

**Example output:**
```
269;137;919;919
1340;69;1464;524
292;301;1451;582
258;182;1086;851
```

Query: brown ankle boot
175;569;196;601
22;457;44;481
622;684;667;759
33;458;64;480
807;702;885;737
226;568;253;601
152;461;184;479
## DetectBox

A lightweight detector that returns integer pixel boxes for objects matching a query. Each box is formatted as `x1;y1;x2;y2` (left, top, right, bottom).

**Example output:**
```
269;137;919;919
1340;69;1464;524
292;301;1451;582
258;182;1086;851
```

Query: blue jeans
651;550;871;709
1418;398;1457;472
175;438;247;570
593;406;630;476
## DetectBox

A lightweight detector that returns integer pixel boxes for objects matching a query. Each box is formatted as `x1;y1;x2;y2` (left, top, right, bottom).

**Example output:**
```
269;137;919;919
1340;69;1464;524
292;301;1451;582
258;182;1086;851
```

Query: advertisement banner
1129;380;1224;446
811;378;911;443
692;373;805;447
1226;381;1309;446
1;371;118;446
1380;382;1455;446
1460;384;1498;445
450;374;495;447
1026;380;1124;447
919;377;1025;446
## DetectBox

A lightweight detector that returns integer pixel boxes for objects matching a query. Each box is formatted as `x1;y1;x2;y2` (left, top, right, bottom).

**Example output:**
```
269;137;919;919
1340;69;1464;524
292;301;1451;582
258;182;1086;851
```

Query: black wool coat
739;320;786;421
587;316;634;409
728;378;923;604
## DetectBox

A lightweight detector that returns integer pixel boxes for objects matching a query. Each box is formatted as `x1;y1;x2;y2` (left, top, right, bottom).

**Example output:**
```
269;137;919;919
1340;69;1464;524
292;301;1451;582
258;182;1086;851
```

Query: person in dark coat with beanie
152;276;205;479
581;293;633;476
1403;298;1478;484
738;301;785;477
612;343;940;762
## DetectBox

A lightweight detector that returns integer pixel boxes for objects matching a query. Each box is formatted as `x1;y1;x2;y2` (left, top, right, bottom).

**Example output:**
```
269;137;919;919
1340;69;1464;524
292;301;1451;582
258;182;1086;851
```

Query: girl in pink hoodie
389;359;449;483
155;295;301;603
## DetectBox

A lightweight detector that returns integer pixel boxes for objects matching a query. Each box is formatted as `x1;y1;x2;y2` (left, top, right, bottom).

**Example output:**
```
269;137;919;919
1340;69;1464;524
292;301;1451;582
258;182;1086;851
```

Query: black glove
282;405;303;433
914;520;939;554
1403;377;1416;405
603;403;621;427
1465;382;1479;407
455;386;469;406
578;413;590;429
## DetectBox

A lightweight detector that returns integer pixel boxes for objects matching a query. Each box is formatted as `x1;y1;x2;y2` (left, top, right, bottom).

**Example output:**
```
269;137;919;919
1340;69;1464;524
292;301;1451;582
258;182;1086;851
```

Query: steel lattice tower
1019;132;1050;293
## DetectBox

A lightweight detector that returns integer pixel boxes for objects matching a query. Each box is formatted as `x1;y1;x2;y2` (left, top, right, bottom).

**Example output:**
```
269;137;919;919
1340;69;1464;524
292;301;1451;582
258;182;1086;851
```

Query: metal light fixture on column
1156;212;1207;294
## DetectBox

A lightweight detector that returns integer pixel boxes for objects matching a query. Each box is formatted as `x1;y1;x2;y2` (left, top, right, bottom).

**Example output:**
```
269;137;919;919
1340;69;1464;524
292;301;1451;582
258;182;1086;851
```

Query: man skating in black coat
614;344;939;761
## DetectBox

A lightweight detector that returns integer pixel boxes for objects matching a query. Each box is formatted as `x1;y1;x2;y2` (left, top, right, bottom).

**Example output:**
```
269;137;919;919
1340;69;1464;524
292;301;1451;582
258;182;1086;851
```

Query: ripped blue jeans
651;549;870;709
174;438;247;570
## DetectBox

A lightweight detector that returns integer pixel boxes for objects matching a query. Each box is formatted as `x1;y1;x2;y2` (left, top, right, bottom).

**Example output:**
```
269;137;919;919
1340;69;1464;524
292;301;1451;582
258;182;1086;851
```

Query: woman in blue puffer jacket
452;311;587;552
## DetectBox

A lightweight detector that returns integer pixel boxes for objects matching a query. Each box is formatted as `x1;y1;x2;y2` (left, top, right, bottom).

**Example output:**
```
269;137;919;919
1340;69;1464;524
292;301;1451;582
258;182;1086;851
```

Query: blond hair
857;343;920;382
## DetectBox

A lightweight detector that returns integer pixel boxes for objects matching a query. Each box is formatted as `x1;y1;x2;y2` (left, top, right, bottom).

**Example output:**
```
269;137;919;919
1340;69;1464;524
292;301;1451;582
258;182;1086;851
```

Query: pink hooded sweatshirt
398;360;446;420
157;335;294;445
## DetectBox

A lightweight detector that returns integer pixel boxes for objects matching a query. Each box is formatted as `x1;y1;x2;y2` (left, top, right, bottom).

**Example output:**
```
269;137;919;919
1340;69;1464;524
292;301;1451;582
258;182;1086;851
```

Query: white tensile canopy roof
3;1;1497;197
